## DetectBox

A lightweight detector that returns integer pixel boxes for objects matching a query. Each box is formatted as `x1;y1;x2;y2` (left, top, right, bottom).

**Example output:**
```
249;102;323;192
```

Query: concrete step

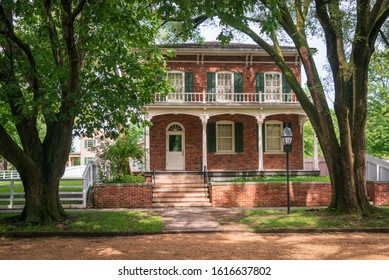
155;183;207;188
154;174;204;184
152;202;212;207
154;188;209;193
153;197;210;203
153;192;209;198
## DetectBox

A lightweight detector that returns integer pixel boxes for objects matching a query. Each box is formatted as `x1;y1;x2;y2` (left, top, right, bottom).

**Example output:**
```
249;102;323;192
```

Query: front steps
152;174;211;207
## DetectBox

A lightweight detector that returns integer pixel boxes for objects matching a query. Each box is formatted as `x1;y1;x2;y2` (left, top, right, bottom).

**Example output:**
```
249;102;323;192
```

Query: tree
0;1;170;223
94;126;144;182
156;0;389;213
366;49;389;159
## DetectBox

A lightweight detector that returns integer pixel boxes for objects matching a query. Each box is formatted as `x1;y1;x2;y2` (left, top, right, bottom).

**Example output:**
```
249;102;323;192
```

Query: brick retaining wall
93;183;152;208
211;182;333;207
366;181;389;206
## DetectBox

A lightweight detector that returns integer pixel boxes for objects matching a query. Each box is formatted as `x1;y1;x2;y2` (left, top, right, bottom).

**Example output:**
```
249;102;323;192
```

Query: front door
166;123;185;170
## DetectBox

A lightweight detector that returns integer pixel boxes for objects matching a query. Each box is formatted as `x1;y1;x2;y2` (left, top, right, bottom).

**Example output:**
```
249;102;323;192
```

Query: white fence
304;154;389;182
0;162;99;209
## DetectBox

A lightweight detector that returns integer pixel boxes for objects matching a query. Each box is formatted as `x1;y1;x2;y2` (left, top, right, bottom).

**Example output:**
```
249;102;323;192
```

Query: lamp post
281;124;293;214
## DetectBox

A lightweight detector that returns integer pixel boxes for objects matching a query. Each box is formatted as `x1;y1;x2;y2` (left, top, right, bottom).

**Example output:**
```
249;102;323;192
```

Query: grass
0;210;163;233
221;175;331;183
213;207;389;230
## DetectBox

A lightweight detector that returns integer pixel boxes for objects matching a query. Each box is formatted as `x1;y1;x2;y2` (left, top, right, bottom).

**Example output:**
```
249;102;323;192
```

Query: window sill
215;152;237;155
264;151;285;155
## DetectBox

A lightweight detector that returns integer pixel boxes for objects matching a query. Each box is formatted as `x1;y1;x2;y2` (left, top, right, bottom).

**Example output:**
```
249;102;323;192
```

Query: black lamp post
281;124;293;214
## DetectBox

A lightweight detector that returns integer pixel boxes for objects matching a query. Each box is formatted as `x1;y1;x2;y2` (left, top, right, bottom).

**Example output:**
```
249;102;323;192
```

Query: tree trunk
19;168;66;223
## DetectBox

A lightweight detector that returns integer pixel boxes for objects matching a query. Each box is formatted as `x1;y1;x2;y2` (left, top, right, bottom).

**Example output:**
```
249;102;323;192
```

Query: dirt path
1;232;388;260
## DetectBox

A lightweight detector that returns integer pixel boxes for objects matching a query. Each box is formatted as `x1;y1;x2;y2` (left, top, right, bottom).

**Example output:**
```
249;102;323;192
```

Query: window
84;139;96;148
84;157;96;165
216;72;233;94
167;71;184;93
265;73;281;94
216;121;234;153
265;121;283;152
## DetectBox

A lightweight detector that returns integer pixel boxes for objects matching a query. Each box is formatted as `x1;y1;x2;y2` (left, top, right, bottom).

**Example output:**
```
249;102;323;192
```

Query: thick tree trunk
19;168;66;223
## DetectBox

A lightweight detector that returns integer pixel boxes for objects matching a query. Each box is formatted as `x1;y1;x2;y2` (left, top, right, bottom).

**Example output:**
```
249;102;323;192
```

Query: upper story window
167;71;184;93
84;139;96;148
265;73;281;94
216;72;233;94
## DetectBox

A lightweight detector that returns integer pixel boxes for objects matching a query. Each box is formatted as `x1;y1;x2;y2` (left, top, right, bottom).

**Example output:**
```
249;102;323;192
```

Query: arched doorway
166;123;185;170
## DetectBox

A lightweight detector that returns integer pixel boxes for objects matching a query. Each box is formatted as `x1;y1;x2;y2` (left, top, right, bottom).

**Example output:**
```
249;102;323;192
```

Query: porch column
313;131;319;171
145;117;151;172
201;113;209;170
257;115;265;171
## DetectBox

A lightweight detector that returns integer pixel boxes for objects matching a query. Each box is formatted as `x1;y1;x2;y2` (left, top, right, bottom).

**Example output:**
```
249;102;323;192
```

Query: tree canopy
0;0;170;223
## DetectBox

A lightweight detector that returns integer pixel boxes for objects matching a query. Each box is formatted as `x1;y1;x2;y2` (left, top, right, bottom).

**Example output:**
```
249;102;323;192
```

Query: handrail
200;156;203;179
152;163;156;189
154;92;298;104
204;165;211;202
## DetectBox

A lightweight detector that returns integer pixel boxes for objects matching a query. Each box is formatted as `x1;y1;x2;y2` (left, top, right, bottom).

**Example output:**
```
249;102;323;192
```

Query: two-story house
145;42;308;175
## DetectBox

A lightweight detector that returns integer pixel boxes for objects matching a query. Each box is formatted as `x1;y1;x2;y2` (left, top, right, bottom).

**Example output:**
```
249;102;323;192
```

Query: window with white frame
167;71;184;93
84;139;96;148
216;121;234;153
265;121;283;152
216;72;233;94
265;73;281;94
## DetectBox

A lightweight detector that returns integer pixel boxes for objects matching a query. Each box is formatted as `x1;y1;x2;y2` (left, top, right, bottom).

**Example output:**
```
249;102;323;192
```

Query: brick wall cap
93;183;152;187
211;181;331;186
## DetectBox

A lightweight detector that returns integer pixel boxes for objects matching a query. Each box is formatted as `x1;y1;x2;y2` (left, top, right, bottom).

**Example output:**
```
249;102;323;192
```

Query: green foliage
108;174;145;184
95;127;144;181
366;49;389;159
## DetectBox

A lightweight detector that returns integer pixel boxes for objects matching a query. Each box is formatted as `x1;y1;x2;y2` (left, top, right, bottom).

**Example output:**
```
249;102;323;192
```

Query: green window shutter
282;74;291;93
282;74;291;102
235;122;244;152
84;140;87;148
256;125;258;152
207;72;216;102
184;72;194;101
283;122;293;152
256;72;264;101
93;140;96;148
234;72;243;102
207;123;216;152
207;72;216;93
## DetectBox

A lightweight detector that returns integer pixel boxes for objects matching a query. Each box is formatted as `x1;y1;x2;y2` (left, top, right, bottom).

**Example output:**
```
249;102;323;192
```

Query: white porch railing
154;92;298;104
0;162;99;209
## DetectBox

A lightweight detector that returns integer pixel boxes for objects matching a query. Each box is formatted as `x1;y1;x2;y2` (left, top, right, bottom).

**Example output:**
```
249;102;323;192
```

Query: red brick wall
167;57;301;93
150;113;304;171
150;114;202;171
93;184;152;208
263;114;304;170
211;182;332;207
366;181;389;206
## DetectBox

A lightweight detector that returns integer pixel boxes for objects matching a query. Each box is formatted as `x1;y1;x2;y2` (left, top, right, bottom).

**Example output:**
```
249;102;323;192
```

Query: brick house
145;42;309;174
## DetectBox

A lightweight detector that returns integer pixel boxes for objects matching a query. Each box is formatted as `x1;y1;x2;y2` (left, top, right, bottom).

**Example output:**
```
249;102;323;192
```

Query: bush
108;174;145;184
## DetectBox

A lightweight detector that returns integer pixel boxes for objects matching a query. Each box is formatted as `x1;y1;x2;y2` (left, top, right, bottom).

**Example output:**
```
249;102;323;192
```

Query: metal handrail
200;156;203;179
152;163;156;189
204;165;211;202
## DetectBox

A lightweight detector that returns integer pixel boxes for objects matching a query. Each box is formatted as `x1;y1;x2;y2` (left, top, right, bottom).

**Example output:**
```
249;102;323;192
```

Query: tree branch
379;29;389;47
71;0;87;21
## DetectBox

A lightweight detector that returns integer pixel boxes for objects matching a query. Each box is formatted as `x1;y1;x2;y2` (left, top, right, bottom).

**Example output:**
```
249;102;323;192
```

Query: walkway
160;208;222;232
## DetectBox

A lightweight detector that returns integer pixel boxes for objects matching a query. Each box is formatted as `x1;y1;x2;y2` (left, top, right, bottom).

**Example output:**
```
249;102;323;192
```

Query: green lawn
213;207;389;229
0;210;163;233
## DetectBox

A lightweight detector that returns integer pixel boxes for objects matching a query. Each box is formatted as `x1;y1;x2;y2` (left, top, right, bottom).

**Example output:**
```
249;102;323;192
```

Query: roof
158;41;299;54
